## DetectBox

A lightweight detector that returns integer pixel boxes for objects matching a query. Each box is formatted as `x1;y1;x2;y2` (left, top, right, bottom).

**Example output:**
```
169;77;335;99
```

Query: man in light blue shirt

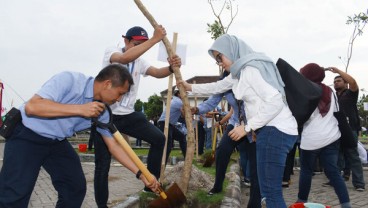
0;64;160;207
157;90;186;162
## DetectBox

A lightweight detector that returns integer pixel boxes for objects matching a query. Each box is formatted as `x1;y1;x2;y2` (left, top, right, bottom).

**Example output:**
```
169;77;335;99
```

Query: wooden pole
112;131;167;199
133;0;195;194
160;33;178;183
193;81;198;160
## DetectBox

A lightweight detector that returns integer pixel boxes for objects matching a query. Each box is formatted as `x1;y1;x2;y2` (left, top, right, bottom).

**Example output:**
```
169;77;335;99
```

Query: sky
1;0;367;112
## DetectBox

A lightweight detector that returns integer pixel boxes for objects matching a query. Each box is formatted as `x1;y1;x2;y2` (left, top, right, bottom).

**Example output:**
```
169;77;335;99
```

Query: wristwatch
244;125;251;133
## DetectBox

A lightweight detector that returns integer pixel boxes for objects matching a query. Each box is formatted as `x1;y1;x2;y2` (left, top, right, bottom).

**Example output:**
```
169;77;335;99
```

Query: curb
221;163;242;208
112;195;139;208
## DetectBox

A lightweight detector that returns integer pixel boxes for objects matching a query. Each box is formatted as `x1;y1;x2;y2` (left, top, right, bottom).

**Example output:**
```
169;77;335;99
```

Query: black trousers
157;121;187;162
93;112;165;208
212;124;261;208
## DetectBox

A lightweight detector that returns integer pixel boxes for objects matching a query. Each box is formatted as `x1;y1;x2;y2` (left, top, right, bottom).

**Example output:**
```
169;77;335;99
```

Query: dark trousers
245;140;262;208
0;123;86;208
172;126;187;158
212;124;261;207
338;130;365;188
93;112;165;208
283;142;299;182
197;123;205;155
157;121;174;163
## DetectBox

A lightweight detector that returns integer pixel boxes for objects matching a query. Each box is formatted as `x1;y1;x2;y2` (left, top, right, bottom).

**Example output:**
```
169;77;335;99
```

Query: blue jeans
204;127;212;150
0;123;86;208
298;140;351;207
93;112;165;208
338;131;365;188
256;126;297;208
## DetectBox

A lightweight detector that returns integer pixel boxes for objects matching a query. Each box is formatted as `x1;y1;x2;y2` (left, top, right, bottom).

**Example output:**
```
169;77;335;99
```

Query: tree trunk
134;0;195;194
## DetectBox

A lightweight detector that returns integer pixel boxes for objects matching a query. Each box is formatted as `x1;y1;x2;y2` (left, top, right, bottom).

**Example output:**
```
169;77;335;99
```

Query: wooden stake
160;33;178;183
193;81;199;160
134;0;195;194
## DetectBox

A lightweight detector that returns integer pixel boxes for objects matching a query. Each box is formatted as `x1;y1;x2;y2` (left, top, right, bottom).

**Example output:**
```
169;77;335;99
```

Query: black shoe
242;178;251;187
282;180;290;188
143;187;154;193
343;175;350;181
355;187;365;192
207;188;221;196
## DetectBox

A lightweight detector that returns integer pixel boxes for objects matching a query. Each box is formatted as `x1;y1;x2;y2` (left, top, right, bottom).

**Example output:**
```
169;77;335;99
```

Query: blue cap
122;26;149;40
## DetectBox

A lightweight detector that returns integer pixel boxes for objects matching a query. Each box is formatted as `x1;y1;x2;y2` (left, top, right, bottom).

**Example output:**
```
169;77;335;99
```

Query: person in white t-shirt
296;63;351;208
91;25;181;207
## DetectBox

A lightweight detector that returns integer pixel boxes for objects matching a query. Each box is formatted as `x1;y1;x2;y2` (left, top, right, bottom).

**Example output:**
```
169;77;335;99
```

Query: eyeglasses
215;53;223;65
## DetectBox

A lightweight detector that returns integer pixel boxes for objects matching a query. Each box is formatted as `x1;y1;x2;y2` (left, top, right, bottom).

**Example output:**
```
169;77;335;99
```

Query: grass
187;151;238;205
133;148;184;157
75;142;240;206
133;148;239;206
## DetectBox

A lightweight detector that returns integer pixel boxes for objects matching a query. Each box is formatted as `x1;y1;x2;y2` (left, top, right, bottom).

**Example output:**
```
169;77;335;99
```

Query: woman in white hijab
179;34;298;208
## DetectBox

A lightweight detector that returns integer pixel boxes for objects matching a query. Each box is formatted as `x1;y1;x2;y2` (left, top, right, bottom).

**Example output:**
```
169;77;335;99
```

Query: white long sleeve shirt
192;66;297;135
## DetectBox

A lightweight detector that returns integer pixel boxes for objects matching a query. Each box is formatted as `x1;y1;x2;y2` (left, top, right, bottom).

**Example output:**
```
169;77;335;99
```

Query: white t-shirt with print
102;46;150;115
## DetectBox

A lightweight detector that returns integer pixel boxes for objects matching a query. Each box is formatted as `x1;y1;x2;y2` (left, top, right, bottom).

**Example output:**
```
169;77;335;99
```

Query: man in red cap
91;25;182;208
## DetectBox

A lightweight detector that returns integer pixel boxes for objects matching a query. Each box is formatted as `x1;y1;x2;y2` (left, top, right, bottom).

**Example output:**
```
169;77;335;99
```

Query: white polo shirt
102;46;150;115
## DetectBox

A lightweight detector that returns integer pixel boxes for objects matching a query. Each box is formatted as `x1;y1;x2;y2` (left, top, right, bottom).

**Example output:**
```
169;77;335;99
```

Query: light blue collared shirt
198;91;245;126
158;96;183;125
20;71;111;140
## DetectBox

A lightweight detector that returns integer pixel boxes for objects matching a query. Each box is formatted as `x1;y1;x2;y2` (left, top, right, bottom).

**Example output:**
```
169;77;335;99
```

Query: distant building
160;76;229;111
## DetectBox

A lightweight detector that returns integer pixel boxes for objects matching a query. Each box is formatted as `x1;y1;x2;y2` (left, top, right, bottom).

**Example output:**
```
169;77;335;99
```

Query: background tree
207;0;238;40
134;99;144;112
339;11;368;72
358;91;368;129
143;94;163;120
207;0;238;75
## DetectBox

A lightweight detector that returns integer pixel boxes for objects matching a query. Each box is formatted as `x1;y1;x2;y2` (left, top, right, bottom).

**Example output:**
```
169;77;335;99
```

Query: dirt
164;161;214;193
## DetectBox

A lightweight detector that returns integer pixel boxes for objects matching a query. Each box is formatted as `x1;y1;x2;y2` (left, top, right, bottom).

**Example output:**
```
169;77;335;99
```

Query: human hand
152;25;166;42
176;80;192;92
214;121;221;128
252;131;257;142
141;174;160;193
168;54;182;69
82;101;105;118
228;124;247;141
190;106;198;114
325;66;340;74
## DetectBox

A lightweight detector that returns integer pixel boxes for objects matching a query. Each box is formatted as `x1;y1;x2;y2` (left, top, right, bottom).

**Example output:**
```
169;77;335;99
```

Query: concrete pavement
1;141;368;207
0;142;143;208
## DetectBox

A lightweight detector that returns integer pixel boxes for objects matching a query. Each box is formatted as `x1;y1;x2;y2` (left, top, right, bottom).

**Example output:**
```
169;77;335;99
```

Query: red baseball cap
122;26;149;40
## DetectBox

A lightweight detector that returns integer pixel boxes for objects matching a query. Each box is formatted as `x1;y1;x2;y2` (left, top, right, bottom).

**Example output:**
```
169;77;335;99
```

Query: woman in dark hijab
298;63;351;208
